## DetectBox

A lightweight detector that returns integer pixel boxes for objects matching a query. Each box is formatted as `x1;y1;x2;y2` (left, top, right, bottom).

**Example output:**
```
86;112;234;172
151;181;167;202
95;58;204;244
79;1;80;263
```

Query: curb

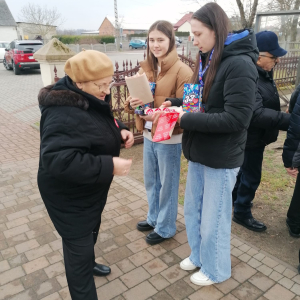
30;123;40;131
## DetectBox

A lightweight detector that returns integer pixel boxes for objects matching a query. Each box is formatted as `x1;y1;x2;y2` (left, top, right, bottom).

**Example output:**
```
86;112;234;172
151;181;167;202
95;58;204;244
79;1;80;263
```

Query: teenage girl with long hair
163;3;258;284
125;20;192;245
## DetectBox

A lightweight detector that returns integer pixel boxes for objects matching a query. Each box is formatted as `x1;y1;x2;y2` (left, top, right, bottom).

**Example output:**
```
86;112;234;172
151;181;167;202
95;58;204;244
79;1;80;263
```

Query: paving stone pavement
1;65;300;300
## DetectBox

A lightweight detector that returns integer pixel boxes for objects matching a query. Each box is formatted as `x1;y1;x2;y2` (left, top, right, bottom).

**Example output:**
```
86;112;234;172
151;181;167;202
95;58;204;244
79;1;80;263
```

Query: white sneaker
190;270;215;286
180;257;197;271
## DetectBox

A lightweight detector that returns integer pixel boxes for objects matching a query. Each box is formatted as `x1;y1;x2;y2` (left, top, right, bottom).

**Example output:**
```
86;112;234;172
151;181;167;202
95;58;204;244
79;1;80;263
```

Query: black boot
233;215;267;232
286;218;300;238
146;231;168;245
137;220;154;232
93;263;111;277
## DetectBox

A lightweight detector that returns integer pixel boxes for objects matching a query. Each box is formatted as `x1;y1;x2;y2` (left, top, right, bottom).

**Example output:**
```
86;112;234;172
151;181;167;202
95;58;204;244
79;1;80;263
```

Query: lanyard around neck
198;49;214;84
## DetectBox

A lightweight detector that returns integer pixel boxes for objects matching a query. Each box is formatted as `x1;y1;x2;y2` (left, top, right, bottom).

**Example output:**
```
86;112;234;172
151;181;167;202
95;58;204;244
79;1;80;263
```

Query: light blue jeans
143;137;181;238
184;161;239;283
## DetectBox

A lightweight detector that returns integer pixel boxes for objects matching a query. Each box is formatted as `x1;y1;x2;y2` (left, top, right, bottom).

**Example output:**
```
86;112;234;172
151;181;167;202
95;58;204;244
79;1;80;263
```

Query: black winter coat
283;93;300;168
37;76;128;239
172;30;258;169
289;83;300;113
246;66;290;148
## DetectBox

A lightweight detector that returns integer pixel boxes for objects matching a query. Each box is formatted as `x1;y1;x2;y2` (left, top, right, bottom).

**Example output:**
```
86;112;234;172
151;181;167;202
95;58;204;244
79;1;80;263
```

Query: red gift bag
145;108;180;142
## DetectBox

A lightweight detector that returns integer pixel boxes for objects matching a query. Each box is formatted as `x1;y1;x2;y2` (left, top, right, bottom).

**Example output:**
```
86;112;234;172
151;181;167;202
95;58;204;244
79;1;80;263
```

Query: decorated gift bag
145;107;180;142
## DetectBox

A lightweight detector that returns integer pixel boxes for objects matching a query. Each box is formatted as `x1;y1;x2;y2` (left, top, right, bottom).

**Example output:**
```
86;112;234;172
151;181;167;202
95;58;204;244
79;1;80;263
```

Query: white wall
178;22;193;37
0;26;18;41
17;23;57;41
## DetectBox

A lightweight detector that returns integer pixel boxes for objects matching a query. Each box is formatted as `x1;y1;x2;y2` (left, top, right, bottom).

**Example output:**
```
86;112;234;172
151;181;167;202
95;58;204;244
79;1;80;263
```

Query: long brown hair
190;3;229;102
146;20;176;81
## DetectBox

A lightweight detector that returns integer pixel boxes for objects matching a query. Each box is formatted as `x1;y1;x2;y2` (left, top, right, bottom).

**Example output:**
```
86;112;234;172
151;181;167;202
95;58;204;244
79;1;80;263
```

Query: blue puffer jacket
282;93;300;168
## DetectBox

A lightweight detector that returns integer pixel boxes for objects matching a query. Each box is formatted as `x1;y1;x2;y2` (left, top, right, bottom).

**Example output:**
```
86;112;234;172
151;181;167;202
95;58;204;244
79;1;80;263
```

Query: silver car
0;41;9;61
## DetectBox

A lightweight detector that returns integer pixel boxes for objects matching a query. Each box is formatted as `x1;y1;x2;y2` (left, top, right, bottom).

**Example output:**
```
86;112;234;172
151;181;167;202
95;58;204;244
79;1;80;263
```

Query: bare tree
19;3;65;39
180;0;257;28
235;0;259;28
261;0;300;41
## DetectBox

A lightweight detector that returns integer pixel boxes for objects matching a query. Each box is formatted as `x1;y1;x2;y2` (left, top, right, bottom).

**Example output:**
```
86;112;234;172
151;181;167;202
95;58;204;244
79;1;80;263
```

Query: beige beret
64;50;114;83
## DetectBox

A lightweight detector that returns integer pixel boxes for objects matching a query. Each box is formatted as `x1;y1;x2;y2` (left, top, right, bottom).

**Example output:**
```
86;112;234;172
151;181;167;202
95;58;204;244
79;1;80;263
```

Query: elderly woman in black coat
37;50;134;300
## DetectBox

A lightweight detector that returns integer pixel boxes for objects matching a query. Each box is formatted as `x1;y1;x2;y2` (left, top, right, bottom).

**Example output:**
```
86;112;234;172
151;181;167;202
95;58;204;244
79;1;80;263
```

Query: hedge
127;33;147;38
175;31;190;37
52;35;115;44
127;31;190;39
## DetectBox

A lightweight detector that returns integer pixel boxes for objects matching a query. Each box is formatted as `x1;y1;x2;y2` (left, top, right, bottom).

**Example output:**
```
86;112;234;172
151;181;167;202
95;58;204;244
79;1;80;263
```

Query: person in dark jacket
162;3;258;285
37;50;134;300
282;91;300;237
288;84;300;113
232;31;290;232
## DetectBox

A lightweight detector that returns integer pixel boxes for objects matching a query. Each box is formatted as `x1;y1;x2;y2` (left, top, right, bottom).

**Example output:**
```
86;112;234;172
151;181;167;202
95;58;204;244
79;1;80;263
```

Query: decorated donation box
182;84;205;113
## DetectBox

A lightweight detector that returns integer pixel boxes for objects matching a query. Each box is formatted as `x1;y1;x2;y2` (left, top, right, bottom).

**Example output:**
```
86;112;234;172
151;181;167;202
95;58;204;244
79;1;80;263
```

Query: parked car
0;41;9;61
3;40;43;75
129;39;147;50
175;36;182;44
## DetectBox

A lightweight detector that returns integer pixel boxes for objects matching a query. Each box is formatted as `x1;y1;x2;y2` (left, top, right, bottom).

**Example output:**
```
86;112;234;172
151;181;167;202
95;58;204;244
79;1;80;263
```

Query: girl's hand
177;107;185;124
152;111;164;125
140;114;154;122
129;96;144;109
160;101;172;109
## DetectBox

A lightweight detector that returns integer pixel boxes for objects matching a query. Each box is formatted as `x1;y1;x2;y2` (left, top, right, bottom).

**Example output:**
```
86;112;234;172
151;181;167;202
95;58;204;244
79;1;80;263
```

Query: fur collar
38;84;89;110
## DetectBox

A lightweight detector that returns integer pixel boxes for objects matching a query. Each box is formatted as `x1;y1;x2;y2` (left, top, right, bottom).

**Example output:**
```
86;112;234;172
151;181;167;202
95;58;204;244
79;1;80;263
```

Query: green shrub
100;36;115;44
128;33;148;39
175;31;190;37
52;35;114;45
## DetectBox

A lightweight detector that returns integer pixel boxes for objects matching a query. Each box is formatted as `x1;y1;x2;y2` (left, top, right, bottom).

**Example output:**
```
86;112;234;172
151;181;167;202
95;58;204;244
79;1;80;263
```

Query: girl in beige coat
125;20;192;245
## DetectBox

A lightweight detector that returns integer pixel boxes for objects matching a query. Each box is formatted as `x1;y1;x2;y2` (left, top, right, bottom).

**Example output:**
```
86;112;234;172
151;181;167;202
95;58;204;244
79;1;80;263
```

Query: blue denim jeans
184;161;239;283
143;138;181;238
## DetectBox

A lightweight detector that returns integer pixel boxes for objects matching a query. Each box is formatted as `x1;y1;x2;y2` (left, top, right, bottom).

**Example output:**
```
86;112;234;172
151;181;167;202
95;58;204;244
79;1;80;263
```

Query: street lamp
114;0;120;50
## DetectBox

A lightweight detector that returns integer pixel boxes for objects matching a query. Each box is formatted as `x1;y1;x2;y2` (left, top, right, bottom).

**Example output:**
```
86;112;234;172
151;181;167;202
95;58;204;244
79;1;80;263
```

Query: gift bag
182;84;204;113
145;107;180;142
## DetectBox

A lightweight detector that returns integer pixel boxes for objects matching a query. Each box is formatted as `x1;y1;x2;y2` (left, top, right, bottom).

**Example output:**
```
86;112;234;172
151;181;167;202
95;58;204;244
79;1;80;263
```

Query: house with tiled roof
0;0;18;41
98;16;147;37
173;12;193;35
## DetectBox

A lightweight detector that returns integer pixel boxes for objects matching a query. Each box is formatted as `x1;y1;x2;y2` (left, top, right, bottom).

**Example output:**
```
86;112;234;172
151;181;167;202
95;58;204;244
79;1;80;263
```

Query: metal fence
273;51;300;104
110;58;145;144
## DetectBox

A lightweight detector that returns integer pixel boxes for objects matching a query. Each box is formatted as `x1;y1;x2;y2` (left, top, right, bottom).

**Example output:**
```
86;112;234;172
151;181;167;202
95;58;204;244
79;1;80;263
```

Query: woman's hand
140;114;154;122
177;107;186;124
113;157;132;176
286;167;298;178
121;129;134;149
128;96;144;109
159;101;172;109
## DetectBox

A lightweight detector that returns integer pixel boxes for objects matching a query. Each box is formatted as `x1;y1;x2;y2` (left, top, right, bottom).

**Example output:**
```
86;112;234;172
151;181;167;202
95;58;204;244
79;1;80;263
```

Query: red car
3;40;43;75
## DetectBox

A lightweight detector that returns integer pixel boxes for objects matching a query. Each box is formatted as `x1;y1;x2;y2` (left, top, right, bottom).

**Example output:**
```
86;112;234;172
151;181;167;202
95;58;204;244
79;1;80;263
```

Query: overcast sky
6;0;240;30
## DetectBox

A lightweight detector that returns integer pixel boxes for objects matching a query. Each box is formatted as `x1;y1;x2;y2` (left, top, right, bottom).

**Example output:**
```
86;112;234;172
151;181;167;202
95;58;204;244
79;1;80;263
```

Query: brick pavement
1;64;300;299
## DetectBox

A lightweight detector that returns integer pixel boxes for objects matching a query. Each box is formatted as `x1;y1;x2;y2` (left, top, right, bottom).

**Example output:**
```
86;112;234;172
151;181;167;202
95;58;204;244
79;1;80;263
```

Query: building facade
16;22;57;41
98;17;115;36
0;0;18;41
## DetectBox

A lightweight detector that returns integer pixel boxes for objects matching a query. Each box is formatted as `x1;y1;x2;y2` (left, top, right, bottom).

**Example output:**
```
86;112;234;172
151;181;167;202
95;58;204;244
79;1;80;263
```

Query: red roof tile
173;12;193;29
